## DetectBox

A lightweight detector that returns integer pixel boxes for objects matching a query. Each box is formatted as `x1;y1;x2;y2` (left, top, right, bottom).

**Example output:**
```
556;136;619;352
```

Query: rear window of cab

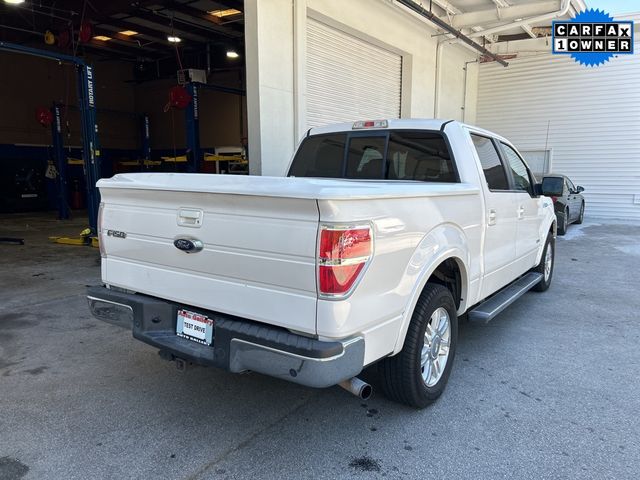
288;130;458;182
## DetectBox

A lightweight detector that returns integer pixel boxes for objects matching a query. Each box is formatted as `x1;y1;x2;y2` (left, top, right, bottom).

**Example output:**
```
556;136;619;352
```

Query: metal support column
77;64;101;233
141;113;151;168
185;82;201;173
51;103;69;220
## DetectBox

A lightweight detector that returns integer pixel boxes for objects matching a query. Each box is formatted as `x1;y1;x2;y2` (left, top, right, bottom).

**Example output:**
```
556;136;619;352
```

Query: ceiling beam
394;0;508;66
135;6;242;39
94;17;183;45
83;39;156;60
121;11;227;42
91;27;165;51
445;0;561;29
520;24;538;38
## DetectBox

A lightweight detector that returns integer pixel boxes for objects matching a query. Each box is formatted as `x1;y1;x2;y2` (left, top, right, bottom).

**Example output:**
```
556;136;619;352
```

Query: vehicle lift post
142;113;151;169
51;103;70;220
77;63;101;234
185;82;246;174
185;82;202;173
0;41;102;237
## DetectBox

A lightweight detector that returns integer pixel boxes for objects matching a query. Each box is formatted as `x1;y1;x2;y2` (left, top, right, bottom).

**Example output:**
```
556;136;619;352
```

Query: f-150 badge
106;230;126;239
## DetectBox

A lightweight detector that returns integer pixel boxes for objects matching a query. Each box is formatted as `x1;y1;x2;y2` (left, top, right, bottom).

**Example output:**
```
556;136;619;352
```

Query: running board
468;272;543;323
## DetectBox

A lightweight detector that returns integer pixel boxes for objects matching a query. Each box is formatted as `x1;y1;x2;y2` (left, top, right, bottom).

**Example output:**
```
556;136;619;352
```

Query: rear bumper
86;286;364;388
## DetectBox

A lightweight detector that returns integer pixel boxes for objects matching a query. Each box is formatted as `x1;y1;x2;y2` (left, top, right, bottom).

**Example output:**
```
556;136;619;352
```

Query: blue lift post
185;82;202;173
77;64;101;233
50;103;70;220
0;41;102;235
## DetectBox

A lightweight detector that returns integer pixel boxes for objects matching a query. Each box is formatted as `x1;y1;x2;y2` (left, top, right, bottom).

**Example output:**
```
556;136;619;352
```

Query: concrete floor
1;212;639;480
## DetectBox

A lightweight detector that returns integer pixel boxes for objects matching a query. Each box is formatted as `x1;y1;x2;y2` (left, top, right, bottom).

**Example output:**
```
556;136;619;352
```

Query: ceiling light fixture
226;50;239;59
93;35;112;41
119;30;139;36
4;0;26;4
167;35;181;43
208;8;242;18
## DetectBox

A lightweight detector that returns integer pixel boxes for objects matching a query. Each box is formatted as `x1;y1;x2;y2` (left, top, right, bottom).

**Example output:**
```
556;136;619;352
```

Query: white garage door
306;17;402;128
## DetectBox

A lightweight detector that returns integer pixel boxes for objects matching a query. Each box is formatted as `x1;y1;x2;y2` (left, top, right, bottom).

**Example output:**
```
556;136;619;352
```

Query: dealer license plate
176;309;214;345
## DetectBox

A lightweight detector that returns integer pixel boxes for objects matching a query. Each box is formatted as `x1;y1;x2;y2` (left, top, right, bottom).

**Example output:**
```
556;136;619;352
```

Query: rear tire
378;284;458;408
557;209;568;236
532;233;554;292
575;202;585;225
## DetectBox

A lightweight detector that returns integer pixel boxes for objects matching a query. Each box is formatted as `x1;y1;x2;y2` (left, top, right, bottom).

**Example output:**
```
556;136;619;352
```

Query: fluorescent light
93;35;112;41
119;30;139;36
4;0;26;4
208;8;242;18
167;35;181;43
226;50;239;59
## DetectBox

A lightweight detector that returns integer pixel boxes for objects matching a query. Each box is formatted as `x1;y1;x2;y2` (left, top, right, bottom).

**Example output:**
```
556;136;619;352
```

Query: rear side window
288;130;456;182
386;132;455;182
288;134;346;178
470;134;509;190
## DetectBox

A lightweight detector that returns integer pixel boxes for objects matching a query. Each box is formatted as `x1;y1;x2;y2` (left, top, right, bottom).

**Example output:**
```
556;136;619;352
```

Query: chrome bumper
228;336;364;388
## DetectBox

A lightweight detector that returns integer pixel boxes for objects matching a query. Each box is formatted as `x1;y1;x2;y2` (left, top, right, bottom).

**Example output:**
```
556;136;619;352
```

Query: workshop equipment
0;41;102;237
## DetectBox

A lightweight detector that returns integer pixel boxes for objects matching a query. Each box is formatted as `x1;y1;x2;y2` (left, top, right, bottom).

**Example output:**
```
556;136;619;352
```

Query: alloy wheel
544;243;553;282
420;307;451;387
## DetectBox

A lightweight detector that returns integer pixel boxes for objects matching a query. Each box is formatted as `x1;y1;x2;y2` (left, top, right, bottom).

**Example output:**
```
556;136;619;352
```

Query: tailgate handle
177;208;203;227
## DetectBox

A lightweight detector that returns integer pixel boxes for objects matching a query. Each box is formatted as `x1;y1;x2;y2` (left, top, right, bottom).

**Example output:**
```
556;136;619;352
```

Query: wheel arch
391;223;470;356
535;209;557;265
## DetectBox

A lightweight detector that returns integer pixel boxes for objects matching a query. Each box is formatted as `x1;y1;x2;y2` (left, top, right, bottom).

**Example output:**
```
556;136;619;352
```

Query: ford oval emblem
174;238;203;253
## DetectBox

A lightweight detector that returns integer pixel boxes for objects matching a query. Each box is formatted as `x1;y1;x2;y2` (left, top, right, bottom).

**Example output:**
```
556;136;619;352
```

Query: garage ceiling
420;0;587;42
0;0;244;63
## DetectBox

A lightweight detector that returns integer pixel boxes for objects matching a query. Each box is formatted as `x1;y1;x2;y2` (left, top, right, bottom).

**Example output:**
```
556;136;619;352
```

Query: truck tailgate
98;177;319;334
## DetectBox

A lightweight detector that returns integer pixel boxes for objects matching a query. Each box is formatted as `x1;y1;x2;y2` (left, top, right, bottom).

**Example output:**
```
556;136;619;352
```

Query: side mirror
541;177;563;197
576;185;585;193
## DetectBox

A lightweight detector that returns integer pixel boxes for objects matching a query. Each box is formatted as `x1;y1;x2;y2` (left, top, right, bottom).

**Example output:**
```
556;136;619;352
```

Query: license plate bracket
176;309;214;346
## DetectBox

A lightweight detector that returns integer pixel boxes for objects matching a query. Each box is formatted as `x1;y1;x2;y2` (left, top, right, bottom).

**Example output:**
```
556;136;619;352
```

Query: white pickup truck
87;119;556;408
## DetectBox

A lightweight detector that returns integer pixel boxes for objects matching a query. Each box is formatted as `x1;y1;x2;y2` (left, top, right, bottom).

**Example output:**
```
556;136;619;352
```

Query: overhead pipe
393;0;508;67
433;40;444;117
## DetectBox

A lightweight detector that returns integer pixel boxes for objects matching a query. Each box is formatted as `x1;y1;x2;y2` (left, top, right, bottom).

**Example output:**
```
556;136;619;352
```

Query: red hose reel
36;107;53;127
168;85;192;109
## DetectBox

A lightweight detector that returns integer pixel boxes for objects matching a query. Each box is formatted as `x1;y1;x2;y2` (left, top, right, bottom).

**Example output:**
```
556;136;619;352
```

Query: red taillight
551;196;558;203
318;225;372;297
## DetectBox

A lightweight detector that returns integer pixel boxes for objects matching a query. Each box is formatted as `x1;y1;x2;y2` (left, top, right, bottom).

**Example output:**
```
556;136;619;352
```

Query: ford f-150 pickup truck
87;119;556;408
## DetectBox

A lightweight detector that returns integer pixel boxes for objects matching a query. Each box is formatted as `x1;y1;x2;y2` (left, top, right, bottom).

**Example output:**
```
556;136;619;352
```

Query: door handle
177;208;203;227
517;205;525;219
488;209;497;226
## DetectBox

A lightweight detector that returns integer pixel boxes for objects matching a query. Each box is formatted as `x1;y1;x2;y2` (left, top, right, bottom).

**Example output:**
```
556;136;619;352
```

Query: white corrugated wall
476;45;640;220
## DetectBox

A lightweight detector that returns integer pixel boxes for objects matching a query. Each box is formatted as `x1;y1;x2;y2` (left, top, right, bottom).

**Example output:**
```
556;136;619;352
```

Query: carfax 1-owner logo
552;9;634;66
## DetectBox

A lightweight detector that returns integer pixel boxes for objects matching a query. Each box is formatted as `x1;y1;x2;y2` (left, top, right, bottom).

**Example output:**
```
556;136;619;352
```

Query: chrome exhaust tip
339;377;372;400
